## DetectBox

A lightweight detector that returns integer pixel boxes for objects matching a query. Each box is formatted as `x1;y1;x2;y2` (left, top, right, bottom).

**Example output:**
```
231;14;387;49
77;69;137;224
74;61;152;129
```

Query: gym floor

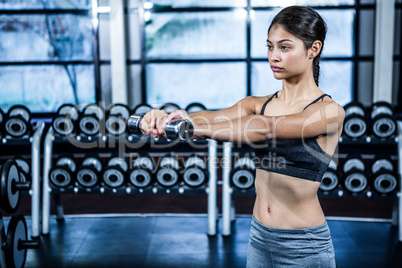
3;214;402;268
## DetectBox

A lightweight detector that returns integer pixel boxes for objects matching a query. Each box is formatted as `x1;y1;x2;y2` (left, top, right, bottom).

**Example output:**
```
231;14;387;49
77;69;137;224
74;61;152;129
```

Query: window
142;0;360;109
0;0;97;113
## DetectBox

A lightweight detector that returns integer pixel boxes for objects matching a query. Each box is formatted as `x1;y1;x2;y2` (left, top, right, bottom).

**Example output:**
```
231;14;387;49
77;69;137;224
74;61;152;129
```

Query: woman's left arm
194;101;345;143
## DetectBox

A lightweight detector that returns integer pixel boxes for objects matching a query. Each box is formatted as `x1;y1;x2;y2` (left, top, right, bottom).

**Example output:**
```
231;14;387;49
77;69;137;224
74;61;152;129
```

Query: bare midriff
253;168;326;229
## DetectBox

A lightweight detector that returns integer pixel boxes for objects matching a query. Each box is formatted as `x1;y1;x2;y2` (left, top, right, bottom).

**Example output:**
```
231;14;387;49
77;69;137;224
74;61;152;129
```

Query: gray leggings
247;216;336;268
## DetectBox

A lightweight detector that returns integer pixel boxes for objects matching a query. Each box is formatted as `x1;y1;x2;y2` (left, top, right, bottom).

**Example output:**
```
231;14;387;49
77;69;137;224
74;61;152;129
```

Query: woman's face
267;25;312;82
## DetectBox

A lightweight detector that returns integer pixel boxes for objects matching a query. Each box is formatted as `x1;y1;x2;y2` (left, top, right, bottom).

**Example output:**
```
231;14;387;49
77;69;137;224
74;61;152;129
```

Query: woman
140;6;344;267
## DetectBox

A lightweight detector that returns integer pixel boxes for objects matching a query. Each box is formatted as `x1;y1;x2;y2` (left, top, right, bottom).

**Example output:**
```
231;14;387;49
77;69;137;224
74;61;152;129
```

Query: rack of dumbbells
220;101;401;239
0;106;45;240
42;102;220;236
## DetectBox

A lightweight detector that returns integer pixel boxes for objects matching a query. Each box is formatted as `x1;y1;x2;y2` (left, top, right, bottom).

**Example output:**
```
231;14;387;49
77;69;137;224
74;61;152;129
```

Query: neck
280;72;320;103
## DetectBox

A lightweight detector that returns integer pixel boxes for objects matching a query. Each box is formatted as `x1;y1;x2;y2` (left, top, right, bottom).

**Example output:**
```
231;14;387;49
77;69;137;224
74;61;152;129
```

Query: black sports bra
254;91;332;182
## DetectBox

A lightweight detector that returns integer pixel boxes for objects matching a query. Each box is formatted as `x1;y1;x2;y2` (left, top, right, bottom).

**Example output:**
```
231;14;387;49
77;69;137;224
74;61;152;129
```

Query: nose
268;48;280;63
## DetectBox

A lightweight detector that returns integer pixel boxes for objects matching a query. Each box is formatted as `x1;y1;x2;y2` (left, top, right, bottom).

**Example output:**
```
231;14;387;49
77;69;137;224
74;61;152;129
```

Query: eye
266;44;273;50
281;45;290;50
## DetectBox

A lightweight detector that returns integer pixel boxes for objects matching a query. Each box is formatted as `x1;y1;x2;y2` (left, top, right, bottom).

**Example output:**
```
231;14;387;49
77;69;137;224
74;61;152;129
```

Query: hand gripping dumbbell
105;104;131;136
13;156;31;183
102;157;128;188
129;156;155;189
49;156;77;188
52;104;80;136
319;160;339;192
0;160;31;214
230;156;256;190
1;214;39;268
371;158;397;194
76;156;103;188
370;102;396;139
343;102;367;139
79;104;105;136
342;156;368;193
156;156;181;188
127;115;194;141
182;155;207;188
185;102;207;114
4;105;31;138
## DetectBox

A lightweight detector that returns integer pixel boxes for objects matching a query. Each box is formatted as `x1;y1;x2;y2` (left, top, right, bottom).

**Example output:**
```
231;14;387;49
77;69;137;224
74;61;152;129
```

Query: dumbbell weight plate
343;115;367;139
83;104;105;121
160;157;180;170
344;102;366;118
8;105;31;123
184;156;206;170
57;157;77;173
79;115;100;136
133;156;154;171
76;167;99;188
53;116;75;136
183;167;206;188
5;117;29;138
371;159;393;174
133;104;153;116
161;103;180;114
129;169;153;188
106;116;126;136
5;214;28;268
49;167;73;188
103;168;125;188
185;102;207;114
156;168;179;187
343;158;365;173
231;169;255;190
13;156;30;175
319;170;338;192
373;173;397;194
82;157;103;172
371;102;393;119
0;160;21;214
57;104;79;121
234;157;256;170
371;115;396;138
108;103;130;120
108;157;128;172
344;172;367;193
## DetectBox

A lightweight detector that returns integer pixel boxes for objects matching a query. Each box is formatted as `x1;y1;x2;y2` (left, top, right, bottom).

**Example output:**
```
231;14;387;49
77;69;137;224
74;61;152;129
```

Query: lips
271;66;283;72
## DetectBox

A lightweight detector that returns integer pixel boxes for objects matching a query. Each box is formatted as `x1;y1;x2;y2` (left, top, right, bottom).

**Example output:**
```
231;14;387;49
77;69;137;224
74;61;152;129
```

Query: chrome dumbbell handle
127;114;194;141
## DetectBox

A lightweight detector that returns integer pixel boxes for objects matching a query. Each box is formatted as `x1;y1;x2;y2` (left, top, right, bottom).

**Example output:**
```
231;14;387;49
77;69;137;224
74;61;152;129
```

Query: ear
309;40;322;59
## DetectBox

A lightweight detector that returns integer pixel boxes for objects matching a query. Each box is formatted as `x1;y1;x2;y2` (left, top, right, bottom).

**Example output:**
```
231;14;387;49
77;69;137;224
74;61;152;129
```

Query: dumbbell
371;158;397;194
1;214;39;268
319;160;339;192
370;102;396;139
0;160;31;214
129;156;155;189
183;155;207;188
13;156;31;183
49;156;77;188
102;157;128;188
133;104;153;116
4;105;31;138
161;103;180;114
156;156;181;188
343;102;367;139
185;102;207;114
127;115;194;141
342;156;367;193
52;104;80;136
78;104;105;136
76;156;103;188
105;103;130;136
230;156;256;190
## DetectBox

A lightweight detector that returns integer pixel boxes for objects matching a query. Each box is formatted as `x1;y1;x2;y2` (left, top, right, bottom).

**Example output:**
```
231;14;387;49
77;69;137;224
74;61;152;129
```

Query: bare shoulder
304;96;345;125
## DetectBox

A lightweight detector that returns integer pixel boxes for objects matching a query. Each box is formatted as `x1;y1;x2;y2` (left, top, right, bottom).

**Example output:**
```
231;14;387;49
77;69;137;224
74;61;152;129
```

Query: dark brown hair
268;6;327;86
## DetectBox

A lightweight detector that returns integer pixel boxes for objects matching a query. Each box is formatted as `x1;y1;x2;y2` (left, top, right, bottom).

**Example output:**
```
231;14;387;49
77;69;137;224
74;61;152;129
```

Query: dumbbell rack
42;127;220;236
221;132;401;238
0;122;45;238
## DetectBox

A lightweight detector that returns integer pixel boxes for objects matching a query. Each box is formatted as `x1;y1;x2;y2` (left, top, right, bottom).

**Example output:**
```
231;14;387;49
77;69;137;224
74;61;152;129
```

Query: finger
165;111;182;123
157;116;168;137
